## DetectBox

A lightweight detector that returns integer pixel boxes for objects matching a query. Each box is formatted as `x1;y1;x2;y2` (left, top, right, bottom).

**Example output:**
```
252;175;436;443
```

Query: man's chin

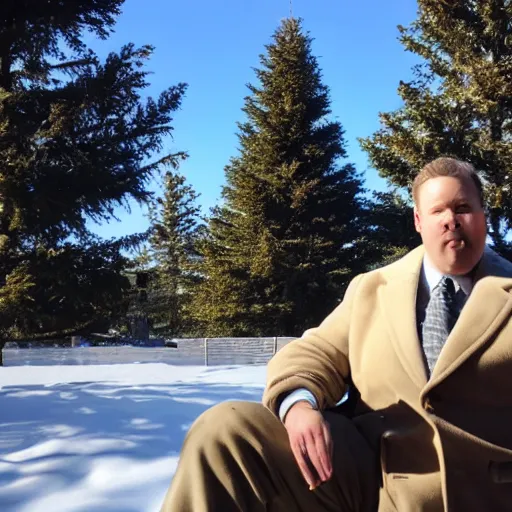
443;249;478;276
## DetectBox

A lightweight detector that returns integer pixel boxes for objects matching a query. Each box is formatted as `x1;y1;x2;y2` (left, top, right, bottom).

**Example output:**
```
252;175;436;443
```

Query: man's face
414;176;487;275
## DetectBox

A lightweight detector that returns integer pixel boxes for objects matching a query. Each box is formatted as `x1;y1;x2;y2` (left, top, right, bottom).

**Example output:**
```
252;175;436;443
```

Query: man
161;157;512;511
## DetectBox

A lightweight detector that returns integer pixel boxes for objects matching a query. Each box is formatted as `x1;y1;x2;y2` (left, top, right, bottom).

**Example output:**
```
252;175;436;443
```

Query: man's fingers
314;429;332;479
322;422;334;466
316;427;333;480
290;436;317;488
305;431;329;482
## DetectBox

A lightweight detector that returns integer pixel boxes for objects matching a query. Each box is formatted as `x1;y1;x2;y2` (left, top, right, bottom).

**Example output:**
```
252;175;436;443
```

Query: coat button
424;398;435;414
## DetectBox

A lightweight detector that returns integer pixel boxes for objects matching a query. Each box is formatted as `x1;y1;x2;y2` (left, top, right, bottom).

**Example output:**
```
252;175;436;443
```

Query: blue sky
86;0;420;239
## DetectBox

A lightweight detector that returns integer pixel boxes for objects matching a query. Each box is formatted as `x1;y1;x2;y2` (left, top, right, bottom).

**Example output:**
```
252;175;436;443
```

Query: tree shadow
0;380;264;512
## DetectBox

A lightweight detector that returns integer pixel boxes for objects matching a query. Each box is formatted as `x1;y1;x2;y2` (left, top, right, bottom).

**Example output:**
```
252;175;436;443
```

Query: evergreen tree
144;172;202;337
191;18;366;337
9;235;141;340
0;0;187;358
360;0;512;253
362;191;421;269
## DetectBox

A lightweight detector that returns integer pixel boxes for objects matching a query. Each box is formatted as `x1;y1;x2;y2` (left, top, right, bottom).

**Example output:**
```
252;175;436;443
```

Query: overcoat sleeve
263;274;363;415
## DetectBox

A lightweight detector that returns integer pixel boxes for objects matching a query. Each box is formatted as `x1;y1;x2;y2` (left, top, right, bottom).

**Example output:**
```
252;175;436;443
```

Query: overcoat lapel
380;247;429;389
425;277;512;390
424;248;512;392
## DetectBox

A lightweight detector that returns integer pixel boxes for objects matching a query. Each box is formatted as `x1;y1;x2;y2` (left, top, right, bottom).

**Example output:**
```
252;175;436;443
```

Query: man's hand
284;401;333;490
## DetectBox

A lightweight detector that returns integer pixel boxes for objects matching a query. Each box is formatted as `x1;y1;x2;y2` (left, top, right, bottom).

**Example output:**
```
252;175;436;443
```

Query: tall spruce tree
191;18;366;337
0;0;187;358
360;0;512;254
144;172;202;337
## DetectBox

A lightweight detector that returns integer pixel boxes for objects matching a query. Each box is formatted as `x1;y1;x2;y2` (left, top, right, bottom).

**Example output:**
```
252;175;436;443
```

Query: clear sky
86;0;420;239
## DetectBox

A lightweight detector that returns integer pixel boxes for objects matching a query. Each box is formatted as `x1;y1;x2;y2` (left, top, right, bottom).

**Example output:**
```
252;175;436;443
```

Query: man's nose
443;210;461;230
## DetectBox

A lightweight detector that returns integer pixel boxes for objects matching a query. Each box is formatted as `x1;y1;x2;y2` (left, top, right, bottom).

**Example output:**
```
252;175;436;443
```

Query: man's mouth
445;237;465;249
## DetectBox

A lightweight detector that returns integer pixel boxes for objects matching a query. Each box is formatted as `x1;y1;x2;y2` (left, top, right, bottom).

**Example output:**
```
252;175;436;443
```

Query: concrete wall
3;337;297;367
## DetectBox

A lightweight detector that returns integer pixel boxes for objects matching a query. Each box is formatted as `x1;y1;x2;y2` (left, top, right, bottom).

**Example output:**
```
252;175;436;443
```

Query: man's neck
422;255;474;296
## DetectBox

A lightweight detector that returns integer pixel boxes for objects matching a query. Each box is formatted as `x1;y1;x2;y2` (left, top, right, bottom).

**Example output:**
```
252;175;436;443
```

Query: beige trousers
160;400;380;512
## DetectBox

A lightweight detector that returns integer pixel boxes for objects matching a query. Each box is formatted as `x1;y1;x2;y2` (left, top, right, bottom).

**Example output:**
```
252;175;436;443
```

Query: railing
3;337;297;367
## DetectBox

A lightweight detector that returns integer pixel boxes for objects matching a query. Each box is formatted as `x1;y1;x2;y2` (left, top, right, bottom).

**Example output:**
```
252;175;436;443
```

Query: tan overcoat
263;246;512;511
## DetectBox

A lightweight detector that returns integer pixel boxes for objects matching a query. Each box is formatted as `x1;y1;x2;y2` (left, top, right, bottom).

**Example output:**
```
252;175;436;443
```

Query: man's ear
414;206;421;234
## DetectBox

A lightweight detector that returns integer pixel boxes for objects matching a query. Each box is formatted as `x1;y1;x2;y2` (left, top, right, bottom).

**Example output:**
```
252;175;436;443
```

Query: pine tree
362;192;421;269
191;18;366;337
360;0;512;253
144;172;202;337
11;235;140;339
0;0;187;358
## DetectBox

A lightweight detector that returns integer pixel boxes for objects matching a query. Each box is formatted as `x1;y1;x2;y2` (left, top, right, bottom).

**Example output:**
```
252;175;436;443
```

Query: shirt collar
422;255;473;296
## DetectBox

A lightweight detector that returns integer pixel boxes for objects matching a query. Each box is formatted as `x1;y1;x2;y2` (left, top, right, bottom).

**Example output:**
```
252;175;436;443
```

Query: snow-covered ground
0;362;267;512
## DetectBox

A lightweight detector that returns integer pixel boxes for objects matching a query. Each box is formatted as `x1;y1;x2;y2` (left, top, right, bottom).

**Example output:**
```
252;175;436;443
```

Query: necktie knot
437;276;456;302
440;276;455;294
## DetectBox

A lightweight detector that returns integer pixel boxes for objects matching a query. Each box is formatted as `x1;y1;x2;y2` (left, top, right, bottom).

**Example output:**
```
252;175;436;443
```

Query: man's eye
456;205;471;213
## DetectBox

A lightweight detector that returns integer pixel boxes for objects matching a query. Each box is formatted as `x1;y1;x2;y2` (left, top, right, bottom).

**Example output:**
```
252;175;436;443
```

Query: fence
3;337;297;367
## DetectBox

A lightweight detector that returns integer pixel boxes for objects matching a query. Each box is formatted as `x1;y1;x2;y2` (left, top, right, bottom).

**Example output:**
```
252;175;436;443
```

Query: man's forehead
417;176;476;196
414;176;480;209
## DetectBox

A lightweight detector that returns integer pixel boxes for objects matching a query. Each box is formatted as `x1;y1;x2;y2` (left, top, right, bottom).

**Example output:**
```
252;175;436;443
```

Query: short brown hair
412;157;484;206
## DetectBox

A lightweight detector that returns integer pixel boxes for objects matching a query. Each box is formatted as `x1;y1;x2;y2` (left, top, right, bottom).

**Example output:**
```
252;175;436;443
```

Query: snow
0;362;267;512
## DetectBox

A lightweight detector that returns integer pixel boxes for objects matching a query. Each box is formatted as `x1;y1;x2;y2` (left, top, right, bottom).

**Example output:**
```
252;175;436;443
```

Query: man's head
413;157;487;276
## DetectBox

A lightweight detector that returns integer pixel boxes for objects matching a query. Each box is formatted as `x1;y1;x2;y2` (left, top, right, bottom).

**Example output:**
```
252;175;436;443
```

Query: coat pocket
380;429;444;512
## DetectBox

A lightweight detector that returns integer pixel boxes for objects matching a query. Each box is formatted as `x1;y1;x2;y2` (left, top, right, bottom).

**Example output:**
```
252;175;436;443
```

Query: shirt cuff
278;388;318;422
